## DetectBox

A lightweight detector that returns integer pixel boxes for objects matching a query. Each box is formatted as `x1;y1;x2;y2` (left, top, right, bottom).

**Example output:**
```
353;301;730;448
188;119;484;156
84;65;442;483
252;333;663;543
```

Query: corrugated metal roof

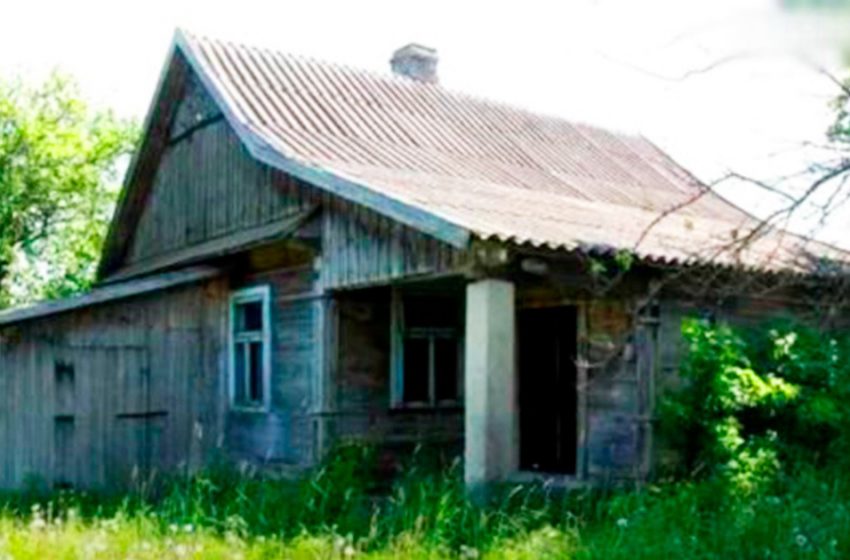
176;30;849;274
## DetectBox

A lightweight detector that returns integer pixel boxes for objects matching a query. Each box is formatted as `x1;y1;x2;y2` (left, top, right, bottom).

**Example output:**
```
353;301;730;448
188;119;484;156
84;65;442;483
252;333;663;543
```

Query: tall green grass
1;447;850;558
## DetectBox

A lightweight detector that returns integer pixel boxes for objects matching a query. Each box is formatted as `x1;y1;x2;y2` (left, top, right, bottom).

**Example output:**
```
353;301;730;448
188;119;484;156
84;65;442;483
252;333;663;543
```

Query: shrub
660;317;850;493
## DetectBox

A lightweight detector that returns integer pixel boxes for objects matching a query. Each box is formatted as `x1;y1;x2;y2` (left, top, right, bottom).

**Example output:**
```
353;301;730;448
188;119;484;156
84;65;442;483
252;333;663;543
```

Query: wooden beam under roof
102;206;318;284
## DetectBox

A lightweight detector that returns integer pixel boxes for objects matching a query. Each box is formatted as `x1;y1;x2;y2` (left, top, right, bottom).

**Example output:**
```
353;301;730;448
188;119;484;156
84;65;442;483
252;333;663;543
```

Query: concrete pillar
464;279;517;489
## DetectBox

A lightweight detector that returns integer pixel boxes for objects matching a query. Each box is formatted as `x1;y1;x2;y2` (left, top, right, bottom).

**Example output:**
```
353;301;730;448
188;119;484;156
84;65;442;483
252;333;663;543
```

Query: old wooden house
0;31;847;490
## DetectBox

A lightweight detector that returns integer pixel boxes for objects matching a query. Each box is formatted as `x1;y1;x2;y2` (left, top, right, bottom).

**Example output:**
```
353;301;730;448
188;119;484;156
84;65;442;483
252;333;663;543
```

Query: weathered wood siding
0;279;227;490
322;279;654;480
225;265;324;469
321;198;466;290
0;260;336;489
558;284;825;480
655;289;820;402
325;288;463;466
119;73;319;274
581;300;649;479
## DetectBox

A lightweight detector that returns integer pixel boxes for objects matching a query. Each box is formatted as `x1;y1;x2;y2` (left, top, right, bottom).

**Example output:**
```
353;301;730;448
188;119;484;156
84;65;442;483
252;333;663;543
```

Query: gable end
98;32;471;281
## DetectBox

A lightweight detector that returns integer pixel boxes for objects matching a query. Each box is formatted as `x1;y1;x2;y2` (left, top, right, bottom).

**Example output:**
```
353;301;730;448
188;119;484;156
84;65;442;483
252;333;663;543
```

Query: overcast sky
1;0;848;245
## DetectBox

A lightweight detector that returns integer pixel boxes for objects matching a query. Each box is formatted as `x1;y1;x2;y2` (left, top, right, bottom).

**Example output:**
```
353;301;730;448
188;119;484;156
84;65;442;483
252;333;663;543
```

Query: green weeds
0;454;848;558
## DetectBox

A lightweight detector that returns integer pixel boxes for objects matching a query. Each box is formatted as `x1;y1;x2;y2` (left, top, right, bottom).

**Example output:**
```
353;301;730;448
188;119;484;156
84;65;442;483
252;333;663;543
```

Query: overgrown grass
1;448;850;559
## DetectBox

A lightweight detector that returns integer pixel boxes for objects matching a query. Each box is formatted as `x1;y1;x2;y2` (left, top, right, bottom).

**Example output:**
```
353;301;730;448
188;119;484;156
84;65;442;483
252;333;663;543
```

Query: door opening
518;306;578;475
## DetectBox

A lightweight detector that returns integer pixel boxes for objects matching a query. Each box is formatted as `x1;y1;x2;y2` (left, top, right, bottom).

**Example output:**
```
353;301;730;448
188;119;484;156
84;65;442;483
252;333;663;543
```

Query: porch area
321;272;655;486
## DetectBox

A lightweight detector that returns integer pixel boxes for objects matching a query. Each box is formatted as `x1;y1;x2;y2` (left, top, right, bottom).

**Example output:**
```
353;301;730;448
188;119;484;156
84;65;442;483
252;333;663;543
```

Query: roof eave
0;266;221;328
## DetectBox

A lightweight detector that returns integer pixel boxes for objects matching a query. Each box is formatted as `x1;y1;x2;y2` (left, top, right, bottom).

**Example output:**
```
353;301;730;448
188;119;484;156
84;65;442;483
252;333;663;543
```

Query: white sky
1;0;848;245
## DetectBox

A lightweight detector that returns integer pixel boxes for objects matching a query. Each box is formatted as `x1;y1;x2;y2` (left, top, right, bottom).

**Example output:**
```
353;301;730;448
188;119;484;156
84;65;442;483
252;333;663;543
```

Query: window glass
230;287;270;410
237;301;264;332
234;343;247;405
434;338;459;401
396;292;463;408
248;341;264;403
403;337;430;403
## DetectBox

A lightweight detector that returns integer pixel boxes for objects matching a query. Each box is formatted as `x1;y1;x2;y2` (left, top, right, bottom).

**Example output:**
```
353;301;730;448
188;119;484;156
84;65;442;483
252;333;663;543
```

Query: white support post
464;279;517;489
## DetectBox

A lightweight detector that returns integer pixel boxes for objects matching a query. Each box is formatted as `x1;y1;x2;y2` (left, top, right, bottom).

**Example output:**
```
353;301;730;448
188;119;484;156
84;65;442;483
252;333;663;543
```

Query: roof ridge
177;28;650;145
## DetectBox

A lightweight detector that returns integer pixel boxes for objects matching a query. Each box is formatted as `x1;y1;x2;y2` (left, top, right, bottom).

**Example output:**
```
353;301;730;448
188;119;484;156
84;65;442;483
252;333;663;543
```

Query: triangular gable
97;44;190;278
97;31;470;280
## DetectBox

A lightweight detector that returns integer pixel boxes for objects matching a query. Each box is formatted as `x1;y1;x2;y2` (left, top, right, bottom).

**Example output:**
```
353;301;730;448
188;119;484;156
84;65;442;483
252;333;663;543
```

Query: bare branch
735;159;850;247
813;64;850;99
715;172;798;203
595;50;762;82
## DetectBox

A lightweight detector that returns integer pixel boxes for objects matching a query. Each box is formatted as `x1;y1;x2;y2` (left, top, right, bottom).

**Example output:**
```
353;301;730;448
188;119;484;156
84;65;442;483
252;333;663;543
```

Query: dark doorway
518;306;578;474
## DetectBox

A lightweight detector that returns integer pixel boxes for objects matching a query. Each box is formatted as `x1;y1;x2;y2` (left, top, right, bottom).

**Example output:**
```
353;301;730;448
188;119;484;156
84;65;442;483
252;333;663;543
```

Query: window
392;291;463;408
229;286;272;411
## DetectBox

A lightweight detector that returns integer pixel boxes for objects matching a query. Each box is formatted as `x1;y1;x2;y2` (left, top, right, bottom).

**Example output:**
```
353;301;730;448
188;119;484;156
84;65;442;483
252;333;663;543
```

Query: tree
0;73;137;307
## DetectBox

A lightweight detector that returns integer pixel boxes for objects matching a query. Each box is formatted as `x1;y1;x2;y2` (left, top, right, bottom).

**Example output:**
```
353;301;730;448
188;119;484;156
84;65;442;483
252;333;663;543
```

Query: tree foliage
828;74;850;146
0;73;137;307
661;318;850;493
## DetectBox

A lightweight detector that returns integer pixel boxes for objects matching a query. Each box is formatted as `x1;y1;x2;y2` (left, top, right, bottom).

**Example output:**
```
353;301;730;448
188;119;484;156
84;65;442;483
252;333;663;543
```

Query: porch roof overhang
101;206;318;284
0;266;221;328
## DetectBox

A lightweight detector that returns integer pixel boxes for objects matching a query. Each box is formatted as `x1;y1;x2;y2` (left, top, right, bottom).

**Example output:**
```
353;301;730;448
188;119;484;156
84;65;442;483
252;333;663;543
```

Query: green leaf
0;72;138;306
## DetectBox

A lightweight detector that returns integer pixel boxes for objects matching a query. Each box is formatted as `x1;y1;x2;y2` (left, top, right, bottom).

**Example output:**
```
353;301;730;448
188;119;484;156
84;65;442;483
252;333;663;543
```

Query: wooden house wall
320;198;466;290
120;76;319;274
579;286;827;479
655;290;823;402
327;288;463;467
0;260;332;490
225;265;324;469
0;279;227;490
581;300;651;479
325;278;650;480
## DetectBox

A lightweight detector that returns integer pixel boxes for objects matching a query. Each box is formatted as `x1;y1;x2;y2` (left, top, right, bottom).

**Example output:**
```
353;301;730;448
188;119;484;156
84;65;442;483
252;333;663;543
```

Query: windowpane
236;301;263;332
248;341;264;403
234;342;247;405
434;338;459;401
403;337;430;403
230;288;270;410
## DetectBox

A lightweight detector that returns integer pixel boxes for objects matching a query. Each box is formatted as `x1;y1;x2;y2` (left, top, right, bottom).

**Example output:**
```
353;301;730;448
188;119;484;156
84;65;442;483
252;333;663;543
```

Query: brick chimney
390;43;438;84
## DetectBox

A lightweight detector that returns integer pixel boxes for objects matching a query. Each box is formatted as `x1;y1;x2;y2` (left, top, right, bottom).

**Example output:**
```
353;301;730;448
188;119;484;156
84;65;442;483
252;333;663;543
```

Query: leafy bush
660;317;850;492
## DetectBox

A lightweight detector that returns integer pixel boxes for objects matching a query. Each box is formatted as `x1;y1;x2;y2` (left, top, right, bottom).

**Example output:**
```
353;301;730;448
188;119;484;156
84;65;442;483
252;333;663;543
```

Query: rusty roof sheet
176;31;849;275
